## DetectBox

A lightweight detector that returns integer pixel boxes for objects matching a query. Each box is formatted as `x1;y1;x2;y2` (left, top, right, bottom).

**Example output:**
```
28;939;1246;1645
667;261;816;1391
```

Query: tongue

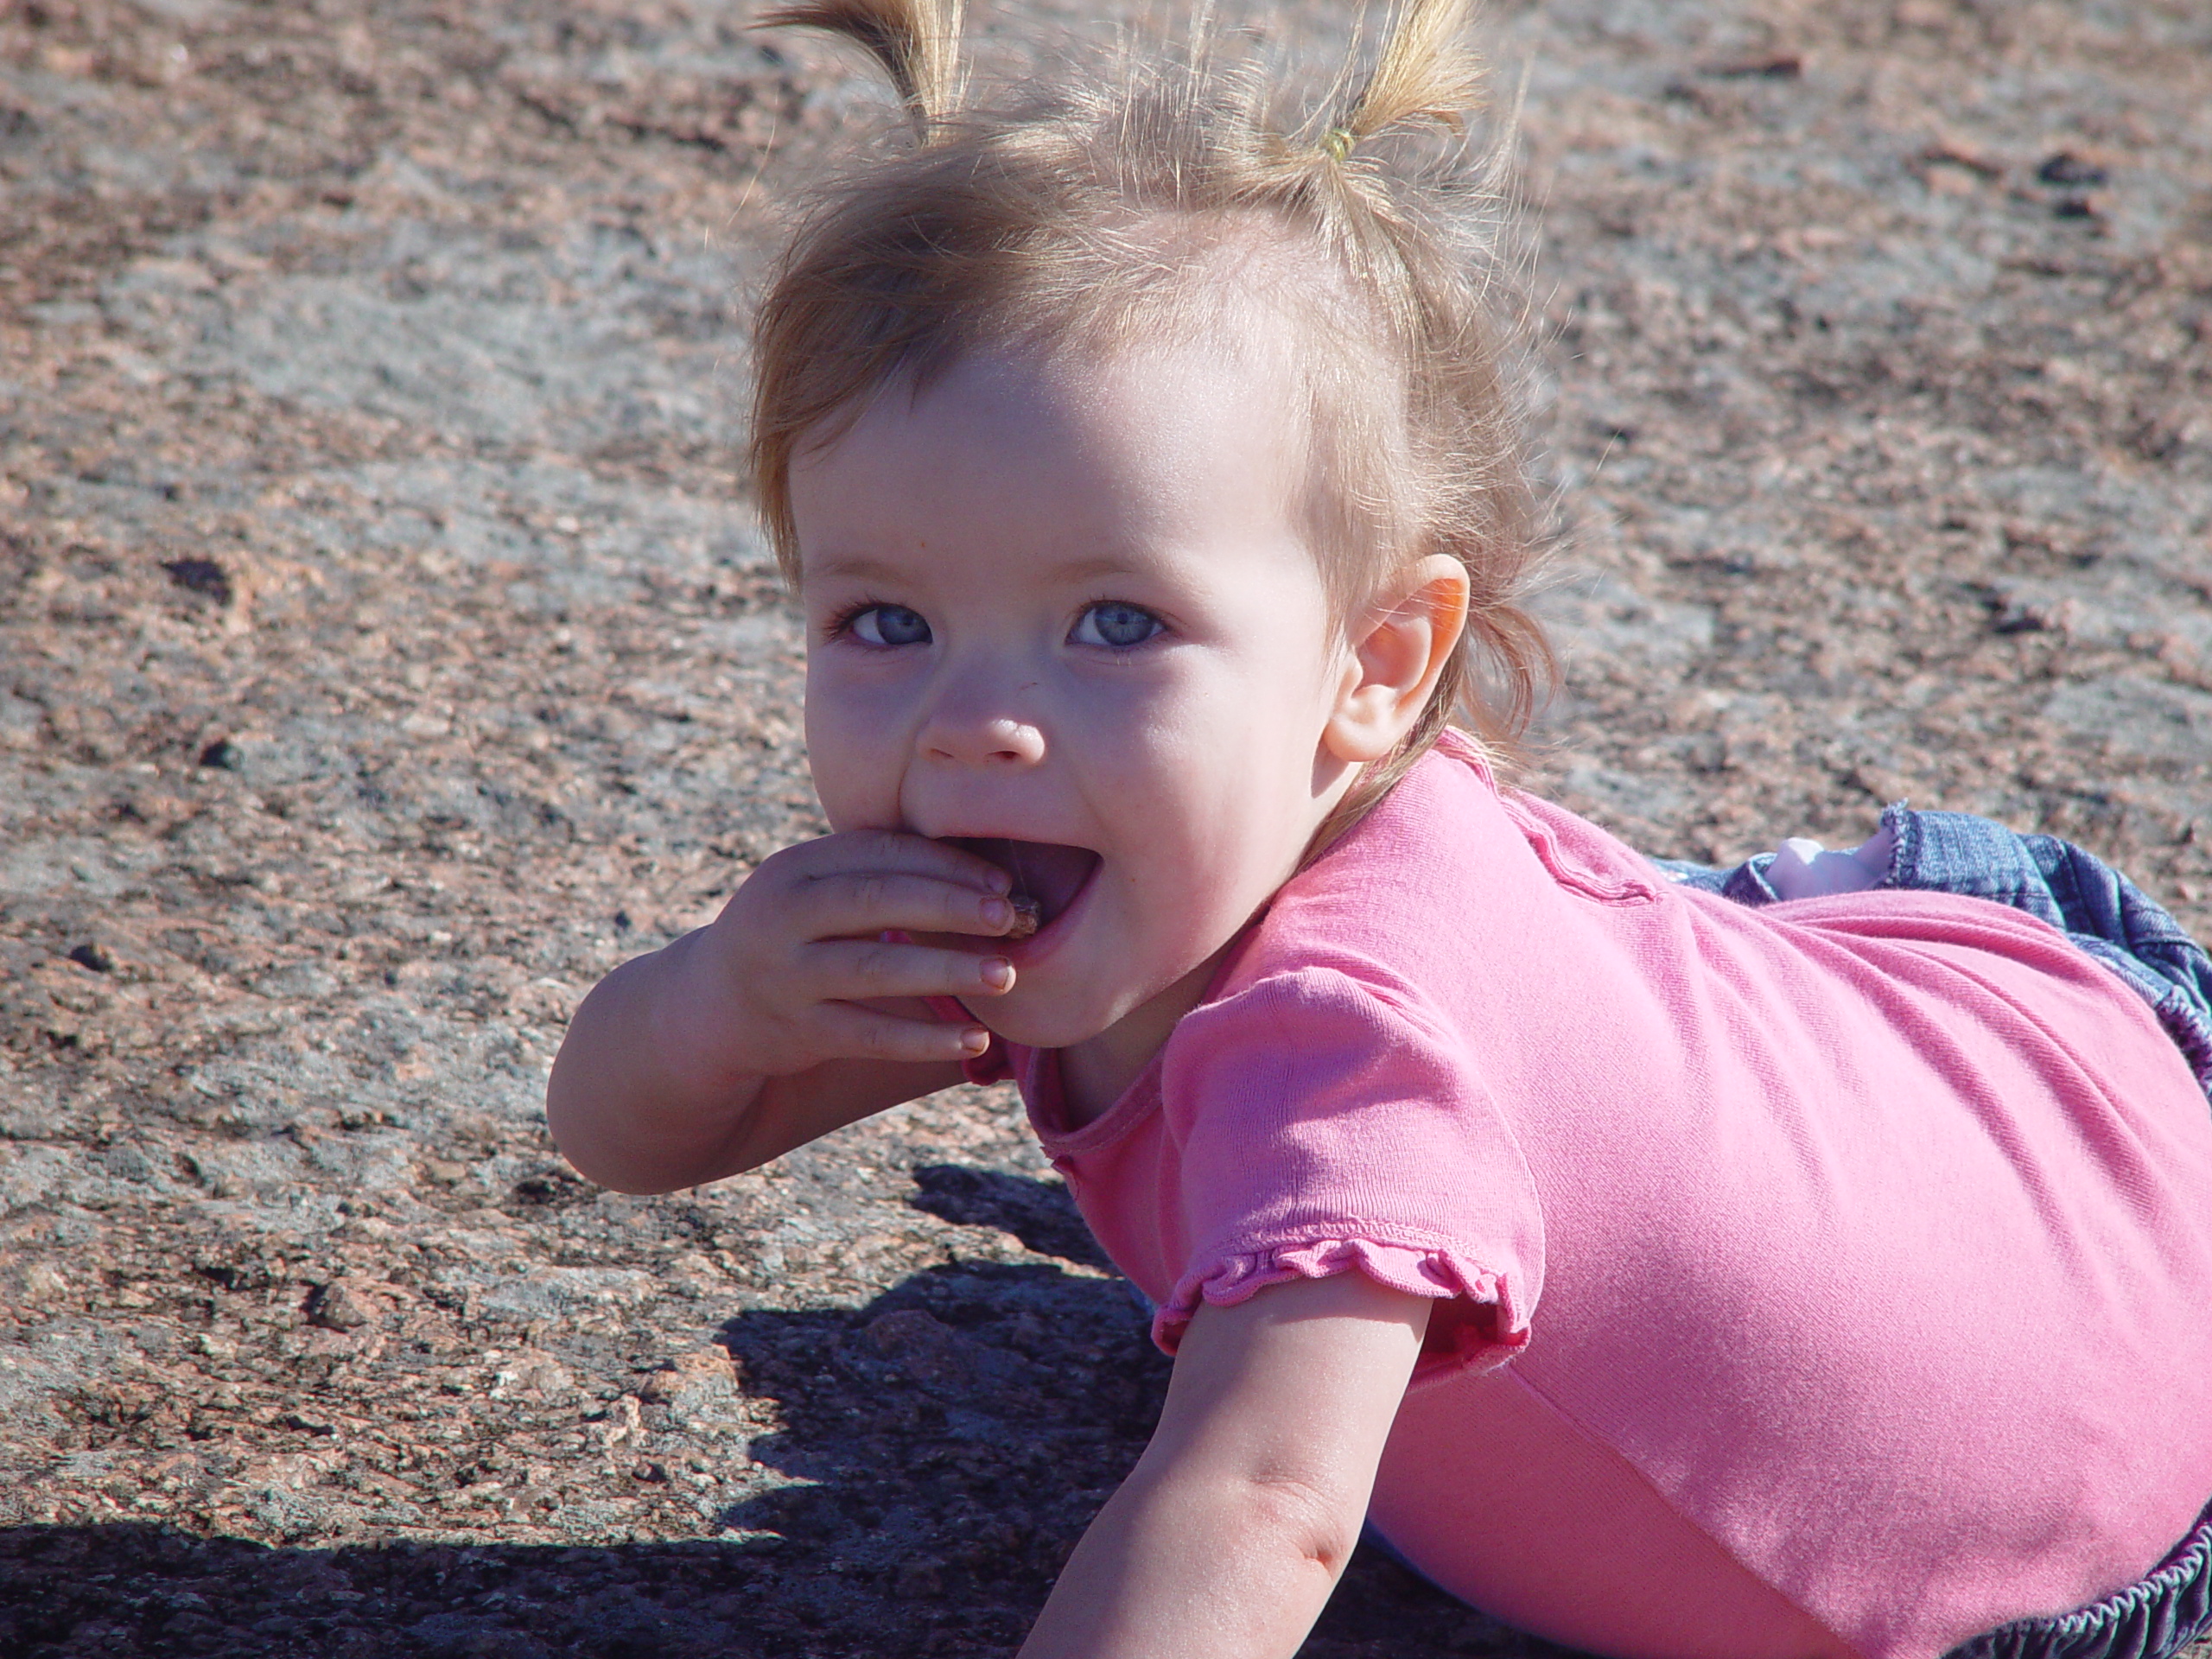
948;838;1099;925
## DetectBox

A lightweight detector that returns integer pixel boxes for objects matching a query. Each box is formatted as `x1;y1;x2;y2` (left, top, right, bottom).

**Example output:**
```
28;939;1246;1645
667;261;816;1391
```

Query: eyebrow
805;554;909;583
1046;554;1155;584
805;550;1159;585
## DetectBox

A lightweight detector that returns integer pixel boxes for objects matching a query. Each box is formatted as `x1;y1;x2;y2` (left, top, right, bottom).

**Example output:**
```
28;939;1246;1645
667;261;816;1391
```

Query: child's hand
696;828;1023;1075
547;830;1023;1194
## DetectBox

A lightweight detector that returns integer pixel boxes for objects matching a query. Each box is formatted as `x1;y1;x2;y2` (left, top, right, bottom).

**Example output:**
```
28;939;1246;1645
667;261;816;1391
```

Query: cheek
1105;687;1321;877
1157;645;1338;795
1174;655;1341;865
803;666;907;830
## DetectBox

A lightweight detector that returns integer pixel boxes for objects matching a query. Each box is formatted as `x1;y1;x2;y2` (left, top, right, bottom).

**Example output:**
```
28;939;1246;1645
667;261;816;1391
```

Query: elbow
1239;1473;1366;1582
542;1071;671;1196
541;1060;616;1186
543;1065;761;1196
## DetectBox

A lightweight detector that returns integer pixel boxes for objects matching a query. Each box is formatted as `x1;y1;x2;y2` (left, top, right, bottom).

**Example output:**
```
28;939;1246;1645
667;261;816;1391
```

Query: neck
1054;939;1236;1128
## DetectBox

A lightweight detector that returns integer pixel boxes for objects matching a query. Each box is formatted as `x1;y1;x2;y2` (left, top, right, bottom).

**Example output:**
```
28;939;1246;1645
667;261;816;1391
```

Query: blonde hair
750;0;1554;814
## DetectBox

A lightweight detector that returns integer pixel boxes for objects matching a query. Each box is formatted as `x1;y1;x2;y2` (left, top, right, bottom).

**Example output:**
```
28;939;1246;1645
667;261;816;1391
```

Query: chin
969;986;1138;1051
970;1003;1108;1051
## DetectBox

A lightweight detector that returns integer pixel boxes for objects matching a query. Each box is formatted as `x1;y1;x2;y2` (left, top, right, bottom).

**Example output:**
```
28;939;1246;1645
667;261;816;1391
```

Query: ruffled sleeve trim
1154;1236;1532;1386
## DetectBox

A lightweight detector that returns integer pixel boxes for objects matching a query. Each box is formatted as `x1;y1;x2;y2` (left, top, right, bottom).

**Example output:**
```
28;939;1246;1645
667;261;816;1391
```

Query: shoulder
1170;961;1448;1077
1157;963;1499;1156
1230;734;1665;1002
1246;735;1503;969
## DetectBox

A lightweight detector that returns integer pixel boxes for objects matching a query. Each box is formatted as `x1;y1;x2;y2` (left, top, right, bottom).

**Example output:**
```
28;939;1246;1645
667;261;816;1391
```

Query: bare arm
544;928;968;1192
546;830;1024;1194
1020;1272;1430;1659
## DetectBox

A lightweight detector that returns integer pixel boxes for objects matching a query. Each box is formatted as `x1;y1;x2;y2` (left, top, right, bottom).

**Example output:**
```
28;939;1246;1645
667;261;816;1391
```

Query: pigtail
756;0;965;142
1320;0;1485;162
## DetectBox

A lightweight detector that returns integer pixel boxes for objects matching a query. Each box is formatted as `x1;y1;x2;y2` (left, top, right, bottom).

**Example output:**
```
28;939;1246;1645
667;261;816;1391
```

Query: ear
1324;555;1471;765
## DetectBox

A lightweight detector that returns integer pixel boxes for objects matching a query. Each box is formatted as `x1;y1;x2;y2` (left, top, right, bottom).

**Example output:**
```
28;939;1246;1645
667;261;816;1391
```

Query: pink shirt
969;733;2212;1659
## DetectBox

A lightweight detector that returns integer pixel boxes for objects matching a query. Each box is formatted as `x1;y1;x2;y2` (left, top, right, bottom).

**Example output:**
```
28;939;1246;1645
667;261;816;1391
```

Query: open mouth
944;837;1102;937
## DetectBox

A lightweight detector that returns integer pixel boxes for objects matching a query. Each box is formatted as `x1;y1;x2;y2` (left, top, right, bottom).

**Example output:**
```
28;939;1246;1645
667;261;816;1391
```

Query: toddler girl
545;3;2212;1656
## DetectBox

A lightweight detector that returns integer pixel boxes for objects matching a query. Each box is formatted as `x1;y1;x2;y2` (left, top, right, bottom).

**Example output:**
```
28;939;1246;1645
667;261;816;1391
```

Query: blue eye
848;604;931;646
1072;601;1163;650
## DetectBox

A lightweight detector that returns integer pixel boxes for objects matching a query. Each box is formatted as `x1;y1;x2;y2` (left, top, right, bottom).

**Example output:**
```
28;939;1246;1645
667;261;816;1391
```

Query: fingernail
981;897;1012;929
980;958;1014;991
960;1027;991;1054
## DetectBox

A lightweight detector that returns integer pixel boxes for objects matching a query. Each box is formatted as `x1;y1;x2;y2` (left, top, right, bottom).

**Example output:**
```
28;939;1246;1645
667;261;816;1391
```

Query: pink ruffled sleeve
1153;967;1546;1386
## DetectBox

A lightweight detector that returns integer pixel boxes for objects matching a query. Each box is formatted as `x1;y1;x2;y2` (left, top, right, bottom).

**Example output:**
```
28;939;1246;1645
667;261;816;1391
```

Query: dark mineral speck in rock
2037;151;2108;188
1708;53;1802;78
306;1282;373;1331
195;1260;275;1294
67;941;116;973
198;737;240;769
162;556;233;604
512;1171;588;1207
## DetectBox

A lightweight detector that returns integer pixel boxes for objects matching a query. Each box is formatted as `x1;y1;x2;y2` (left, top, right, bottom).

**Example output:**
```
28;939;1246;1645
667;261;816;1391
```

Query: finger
809;1000;995;1065
785;829;1013;894
798;870;1026;940
804;937;1016;1001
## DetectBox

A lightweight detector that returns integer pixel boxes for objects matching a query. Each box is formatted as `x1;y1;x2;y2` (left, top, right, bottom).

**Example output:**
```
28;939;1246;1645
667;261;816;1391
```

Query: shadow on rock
0;1527;775;1659
714;1255;1163;1650
0;1169;1538;1658
0;1517;1525;1658
906;1164;1117;1272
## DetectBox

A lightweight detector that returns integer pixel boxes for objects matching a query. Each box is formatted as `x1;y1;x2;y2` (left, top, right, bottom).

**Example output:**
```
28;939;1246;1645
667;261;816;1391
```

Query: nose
918;709;1046;767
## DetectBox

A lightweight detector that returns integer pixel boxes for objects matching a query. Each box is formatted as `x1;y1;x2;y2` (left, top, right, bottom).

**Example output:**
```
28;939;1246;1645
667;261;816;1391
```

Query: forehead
787;332;1314;569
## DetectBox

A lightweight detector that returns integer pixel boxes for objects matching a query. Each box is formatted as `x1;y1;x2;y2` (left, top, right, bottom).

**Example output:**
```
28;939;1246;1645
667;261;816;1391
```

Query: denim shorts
1647;804;2212;1659
1945;1501;2212;1659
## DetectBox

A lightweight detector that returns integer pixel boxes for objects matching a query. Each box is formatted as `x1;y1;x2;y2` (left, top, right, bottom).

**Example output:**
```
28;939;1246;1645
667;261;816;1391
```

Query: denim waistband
1943;1498;2212;1659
